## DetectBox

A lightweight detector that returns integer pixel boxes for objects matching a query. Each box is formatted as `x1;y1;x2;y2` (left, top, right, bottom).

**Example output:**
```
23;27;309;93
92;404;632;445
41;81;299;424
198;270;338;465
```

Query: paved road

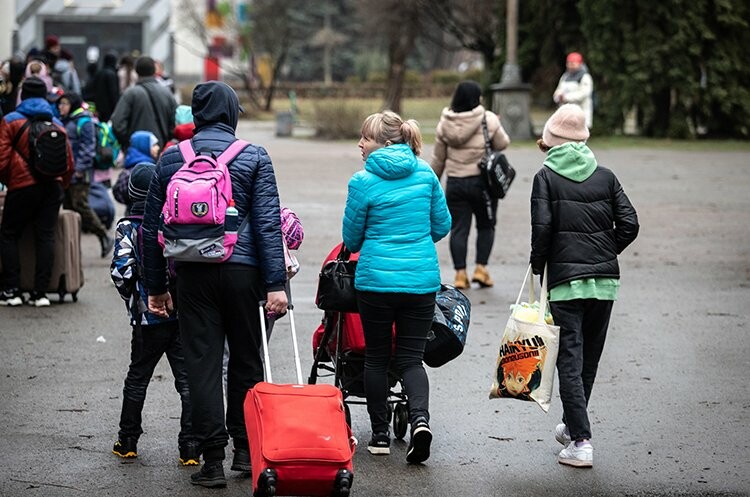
1;121;749;497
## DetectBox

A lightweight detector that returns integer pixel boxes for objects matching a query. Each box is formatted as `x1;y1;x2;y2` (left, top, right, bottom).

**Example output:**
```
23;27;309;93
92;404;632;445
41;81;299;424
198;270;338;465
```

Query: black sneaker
230;447;251;472
179;442;200;466
406;418;432;464
367;432;390;455
190;461;227;488
112;438;138;458
0;289;24;307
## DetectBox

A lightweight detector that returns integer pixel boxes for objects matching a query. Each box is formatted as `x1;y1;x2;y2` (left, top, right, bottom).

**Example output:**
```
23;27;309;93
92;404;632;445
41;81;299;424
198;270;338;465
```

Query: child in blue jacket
110;163;198;465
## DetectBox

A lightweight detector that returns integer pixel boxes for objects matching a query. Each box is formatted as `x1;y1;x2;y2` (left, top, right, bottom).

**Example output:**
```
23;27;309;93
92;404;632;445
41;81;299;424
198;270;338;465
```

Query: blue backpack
77;118;120;171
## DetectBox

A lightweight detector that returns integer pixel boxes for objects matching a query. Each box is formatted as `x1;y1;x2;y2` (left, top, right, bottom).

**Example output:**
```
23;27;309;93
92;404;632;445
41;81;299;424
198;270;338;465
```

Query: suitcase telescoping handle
258;301;304;385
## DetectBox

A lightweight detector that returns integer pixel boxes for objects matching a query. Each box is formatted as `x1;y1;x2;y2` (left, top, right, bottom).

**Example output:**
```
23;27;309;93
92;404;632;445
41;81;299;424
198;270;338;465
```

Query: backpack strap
178;139;196;163
76;116;92;136
217;139;250;165
11;119;33;161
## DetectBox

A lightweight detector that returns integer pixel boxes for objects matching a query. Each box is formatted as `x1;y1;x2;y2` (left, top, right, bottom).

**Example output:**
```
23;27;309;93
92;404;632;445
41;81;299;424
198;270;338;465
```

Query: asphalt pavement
1;120;748;497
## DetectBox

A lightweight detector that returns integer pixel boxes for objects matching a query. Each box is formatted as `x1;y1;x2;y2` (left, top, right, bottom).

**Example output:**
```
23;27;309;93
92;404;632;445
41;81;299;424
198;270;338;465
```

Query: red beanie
45;35;60;49
566;52;583;64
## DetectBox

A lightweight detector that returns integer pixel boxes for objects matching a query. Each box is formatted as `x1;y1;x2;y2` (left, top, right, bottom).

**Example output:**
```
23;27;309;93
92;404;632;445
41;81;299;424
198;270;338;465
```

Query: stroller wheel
393;403;408;440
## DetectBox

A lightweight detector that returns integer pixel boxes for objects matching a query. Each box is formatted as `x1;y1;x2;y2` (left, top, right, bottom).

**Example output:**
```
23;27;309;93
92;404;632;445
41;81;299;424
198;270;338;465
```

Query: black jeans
0;182;64;292
357;290;435;434
550;299;614;441
118;319;194;447
176;263;265;460
445;176;497;269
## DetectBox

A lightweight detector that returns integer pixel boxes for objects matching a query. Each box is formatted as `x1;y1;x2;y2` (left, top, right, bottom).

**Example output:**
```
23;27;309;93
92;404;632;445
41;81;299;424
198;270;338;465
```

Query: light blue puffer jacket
342;143;451;294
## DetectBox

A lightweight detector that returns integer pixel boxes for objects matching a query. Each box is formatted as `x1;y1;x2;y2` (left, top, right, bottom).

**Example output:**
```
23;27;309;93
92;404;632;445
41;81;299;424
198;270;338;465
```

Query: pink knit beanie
542;104;590;147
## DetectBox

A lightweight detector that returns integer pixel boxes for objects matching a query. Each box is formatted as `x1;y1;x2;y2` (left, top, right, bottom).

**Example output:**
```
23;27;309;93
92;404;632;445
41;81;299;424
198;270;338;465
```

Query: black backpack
12;114;69;180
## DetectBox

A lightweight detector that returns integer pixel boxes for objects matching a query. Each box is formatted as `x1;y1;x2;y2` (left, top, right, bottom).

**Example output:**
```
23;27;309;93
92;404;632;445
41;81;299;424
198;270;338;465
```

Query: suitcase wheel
332;469;353;497
393;402;408;440
254;468;278;497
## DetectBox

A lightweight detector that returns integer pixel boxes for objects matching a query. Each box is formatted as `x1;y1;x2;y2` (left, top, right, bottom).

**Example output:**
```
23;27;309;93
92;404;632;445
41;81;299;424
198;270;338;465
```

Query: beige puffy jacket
430;105;510;178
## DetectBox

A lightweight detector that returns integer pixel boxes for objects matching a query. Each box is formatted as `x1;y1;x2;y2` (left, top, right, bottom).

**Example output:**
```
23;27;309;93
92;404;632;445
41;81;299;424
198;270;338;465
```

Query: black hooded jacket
141;81;286;295
92;53;120;122
530;151;639;289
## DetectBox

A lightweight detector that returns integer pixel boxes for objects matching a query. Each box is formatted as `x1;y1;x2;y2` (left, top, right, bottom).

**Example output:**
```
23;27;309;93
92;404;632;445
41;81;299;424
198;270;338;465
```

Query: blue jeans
550;299;613;441
357;290;435;434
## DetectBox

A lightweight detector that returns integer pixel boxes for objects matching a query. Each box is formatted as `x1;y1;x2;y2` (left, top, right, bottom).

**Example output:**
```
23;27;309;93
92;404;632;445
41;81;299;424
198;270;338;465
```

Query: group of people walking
1;45;637;490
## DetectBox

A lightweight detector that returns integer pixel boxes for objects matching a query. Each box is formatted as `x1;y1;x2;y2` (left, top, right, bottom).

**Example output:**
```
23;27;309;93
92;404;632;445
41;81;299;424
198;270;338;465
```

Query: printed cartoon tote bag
489;265;560;412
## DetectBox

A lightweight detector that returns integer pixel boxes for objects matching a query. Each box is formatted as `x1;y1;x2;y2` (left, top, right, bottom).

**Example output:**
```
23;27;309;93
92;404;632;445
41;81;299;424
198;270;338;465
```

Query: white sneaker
558;441;593;468
555;423;571;446
29;296;51;307
27;293;51;307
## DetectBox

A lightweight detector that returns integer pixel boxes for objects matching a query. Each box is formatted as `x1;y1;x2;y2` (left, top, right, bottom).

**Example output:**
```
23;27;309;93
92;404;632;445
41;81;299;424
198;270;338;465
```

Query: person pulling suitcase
0;77;74;307
141;80;288;488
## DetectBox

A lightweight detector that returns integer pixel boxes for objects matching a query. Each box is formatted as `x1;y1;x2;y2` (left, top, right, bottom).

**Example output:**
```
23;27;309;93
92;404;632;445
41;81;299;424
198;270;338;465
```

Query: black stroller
310;241;471;440
308;309;411;440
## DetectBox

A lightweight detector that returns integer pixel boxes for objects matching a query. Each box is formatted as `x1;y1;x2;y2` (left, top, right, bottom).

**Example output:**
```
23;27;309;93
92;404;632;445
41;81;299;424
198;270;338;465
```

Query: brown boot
454;270;470;289
472;265;494;288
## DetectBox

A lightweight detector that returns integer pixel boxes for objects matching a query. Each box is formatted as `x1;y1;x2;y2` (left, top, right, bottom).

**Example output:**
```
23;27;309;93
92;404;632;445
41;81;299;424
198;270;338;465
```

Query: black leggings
357;290;435;434
445;175;497;269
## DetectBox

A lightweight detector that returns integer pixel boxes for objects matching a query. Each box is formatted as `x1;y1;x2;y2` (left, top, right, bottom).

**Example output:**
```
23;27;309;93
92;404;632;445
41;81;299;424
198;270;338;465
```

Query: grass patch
264;96;750;151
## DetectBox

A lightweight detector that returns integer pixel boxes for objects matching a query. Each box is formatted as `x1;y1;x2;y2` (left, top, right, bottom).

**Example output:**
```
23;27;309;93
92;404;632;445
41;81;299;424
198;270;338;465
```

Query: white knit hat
542;104;590;147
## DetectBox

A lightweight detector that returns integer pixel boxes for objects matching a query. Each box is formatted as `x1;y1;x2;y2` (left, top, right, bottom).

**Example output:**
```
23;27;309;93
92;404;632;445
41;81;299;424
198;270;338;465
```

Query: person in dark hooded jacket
142;81;288;488
91;52;120;122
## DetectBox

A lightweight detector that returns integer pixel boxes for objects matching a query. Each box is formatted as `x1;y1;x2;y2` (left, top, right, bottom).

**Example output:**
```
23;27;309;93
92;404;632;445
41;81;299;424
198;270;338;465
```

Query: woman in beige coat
430;80;510;289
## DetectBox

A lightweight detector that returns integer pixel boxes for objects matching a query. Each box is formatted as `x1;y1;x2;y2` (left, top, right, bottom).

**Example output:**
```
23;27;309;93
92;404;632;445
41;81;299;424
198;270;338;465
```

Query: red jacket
0;98;74;191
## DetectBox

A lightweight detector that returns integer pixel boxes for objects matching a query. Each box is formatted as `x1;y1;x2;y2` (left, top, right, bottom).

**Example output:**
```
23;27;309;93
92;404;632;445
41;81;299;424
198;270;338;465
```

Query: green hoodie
542;142;620;302
543;142;597;182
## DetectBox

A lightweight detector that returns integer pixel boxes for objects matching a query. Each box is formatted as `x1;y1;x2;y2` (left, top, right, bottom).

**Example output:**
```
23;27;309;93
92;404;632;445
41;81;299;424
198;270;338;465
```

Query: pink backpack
158;139;248;262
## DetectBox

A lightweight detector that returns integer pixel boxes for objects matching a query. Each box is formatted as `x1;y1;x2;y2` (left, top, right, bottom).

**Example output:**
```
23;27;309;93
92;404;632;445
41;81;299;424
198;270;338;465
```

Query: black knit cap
450;80;482;113
128;163;156;203
21;77;47;100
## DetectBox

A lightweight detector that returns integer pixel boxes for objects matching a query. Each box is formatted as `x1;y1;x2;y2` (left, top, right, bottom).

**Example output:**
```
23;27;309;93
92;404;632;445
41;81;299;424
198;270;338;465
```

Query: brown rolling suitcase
17;209;84;303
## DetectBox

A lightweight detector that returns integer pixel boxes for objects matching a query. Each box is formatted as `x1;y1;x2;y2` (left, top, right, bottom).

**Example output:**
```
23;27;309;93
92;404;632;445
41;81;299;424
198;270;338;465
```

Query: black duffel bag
424;284;471;368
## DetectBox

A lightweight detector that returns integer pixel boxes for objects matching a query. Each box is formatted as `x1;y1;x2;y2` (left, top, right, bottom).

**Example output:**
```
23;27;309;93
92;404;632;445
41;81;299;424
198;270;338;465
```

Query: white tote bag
489;265;560;412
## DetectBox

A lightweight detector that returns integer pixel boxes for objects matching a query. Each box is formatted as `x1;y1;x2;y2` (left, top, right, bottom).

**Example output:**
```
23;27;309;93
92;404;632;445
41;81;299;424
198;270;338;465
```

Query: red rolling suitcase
244;303;355;497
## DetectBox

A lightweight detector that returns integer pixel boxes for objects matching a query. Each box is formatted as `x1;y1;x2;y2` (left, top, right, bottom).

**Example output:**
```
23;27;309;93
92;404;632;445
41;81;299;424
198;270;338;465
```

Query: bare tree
174;0;263;110
419;0;504;70
358;0;423;114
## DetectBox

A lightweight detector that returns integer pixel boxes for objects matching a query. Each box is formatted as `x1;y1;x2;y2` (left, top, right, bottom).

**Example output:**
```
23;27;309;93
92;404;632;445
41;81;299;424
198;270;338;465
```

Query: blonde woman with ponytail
342;111;451;464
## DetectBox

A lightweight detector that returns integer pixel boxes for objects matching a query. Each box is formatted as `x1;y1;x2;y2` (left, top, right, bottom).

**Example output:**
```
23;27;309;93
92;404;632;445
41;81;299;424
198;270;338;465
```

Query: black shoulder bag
316;244;358;313
478;115;516;199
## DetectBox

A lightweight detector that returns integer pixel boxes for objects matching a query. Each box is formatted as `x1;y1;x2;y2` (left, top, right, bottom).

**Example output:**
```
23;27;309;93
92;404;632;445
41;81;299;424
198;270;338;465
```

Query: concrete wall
1;0;16;59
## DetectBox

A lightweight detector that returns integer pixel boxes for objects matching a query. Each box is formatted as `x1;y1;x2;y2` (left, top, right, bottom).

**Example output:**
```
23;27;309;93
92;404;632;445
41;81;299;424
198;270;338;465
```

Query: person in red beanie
42;35;61;69
553;52;594;128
